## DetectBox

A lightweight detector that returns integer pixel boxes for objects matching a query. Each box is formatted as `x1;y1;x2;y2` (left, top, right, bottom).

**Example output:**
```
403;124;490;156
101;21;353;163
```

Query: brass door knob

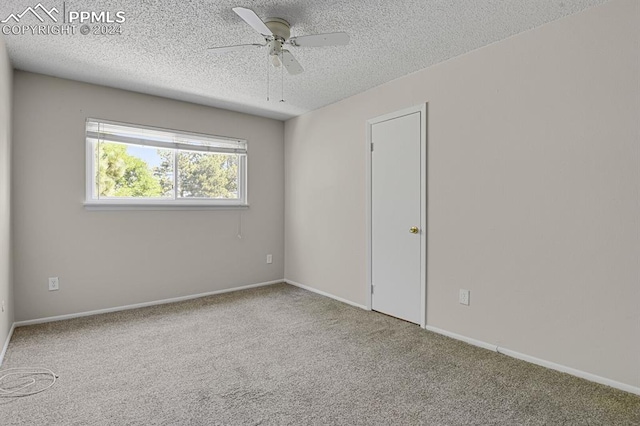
409;226;419;234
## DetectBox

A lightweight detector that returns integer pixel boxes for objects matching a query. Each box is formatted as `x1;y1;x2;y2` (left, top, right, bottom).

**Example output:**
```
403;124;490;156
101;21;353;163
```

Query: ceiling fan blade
281;50;304;75
289;32;350;47
232;7;273;36
208;43;264;54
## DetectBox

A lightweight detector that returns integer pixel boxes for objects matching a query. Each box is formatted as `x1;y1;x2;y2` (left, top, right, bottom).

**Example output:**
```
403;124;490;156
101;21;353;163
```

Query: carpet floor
1;283;638;425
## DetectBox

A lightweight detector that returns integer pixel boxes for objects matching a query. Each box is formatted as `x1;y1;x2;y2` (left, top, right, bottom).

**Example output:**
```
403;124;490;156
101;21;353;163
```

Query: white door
370;109;424;324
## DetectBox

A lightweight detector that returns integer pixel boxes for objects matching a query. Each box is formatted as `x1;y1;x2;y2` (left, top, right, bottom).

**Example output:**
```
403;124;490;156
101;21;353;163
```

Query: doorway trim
365;103;428;328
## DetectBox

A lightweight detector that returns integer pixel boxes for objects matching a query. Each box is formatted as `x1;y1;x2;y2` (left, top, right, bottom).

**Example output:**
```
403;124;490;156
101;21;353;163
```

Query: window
85;119;247;208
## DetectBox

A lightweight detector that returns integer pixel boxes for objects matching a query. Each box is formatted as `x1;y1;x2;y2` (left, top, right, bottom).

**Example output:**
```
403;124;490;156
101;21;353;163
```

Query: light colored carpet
1;283;638;425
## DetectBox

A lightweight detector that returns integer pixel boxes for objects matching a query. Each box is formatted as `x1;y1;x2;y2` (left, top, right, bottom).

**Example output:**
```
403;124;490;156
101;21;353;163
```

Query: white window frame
84;118;248;210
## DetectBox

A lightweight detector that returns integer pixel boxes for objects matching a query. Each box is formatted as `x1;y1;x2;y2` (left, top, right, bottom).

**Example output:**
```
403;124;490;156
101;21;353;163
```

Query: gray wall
0;36;13;350
284;0;639;388
13;72;284;321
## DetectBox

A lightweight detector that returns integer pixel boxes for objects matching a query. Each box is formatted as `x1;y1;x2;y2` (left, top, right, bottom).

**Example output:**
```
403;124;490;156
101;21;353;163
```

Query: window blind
86;119;247;154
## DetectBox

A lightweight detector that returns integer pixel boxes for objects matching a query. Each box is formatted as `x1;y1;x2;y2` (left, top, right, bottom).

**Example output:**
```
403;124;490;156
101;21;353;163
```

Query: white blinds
86;119;247;154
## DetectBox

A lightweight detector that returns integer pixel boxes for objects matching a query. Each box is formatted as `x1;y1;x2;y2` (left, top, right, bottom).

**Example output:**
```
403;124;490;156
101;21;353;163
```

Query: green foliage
96;143;163;197
96;143;239;199
154;151;238;199
154;151;174;197
176;152;238;198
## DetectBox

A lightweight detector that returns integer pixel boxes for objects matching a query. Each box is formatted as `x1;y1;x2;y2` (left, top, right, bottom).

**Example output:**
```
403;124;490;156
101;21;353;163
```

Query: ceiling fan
208;7;350;75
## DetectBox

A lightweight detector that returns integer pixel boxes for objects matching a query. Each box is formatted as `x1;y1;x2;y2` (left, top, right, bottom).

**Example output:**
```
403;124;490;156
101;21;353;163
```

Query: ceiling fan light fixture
267;39;283;57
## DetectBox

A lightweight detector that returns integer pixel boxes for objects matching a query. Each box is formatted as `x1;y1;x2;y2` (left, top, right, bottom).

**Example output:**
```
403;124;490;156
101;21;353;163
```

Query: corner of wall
0;33;14;365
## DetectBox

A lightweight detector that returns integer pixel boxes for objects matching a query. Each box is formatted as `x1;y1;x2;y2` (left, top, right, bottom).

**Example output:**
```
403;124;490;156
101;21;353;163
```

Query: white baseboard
14;279;284;327
425;325;640;396
497;347;640;396
8;279;638;396
0;323;15;367
285;279;368;310
425;325;498;352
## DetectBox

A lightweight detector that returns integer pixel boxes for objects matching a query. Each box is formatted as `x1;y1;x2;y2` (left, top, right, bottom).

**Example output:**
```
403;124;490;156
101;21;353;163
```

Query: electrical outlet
459;289;470;306
49;277;59;291
266;254;273;264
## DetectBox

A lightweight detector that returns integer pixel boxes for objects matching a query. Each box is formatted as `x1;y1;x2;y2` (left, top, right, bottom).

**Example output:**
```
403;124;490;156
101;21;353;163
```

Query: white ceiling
1;0;606;120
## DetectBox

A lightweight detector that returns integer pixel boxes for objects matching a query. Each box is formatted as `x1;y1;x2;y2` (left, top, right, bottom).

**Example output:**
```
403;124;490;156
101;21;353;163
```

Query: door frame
365;103;428;328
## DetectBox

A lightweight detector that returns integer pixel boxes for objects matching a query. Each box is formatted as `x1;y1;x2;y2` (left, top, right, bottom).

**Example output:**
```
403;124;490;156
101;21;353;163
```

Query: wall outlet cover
49;277;59;291
459;289;470;306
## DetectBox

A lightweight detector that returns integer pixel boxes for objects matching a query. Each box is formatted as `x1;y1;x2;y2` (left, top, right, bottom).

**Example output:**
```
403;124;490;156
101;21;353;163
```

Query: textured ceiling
1;0;607;120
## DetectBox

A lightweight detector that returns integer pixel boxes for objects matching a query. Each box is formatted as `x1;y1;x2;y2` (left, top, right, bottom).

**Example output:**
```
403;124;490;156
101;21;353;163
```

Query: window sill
83;202;250;211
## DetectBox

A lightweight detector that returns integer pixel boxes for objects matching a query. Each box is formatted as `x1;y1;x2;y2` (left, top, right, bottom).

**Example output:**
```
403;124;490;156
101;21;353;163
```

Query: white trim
365;121;373;311
425;325;640;396
83;203;250;211
0;323;16;366
366;103;428;327
14;279;283;327
497;347;640;396
419;104;428;329
6;280;637;396
86;132;94;201
285;279;368;310
86;117;246;147
367;104;427;125
425;325;498;352
86;117;249;207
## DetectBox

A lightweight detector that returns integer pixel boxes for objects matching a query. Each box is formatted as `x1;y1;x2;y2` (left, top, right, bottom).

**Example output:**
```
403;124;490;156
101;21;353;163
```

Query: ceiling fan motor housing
264;18;291;41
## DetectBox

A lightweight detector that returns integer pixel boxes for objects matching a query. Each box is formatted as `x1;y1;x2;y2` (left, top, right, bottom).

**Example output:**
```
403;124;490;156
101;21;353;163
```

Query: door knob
409;226;419;234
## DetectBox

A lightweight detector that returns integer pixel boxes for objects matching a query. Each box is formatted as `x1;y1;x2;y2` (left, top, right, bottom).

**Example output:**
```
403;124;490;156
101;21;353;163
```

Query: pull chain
266;53;270;101
280;51;285;103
